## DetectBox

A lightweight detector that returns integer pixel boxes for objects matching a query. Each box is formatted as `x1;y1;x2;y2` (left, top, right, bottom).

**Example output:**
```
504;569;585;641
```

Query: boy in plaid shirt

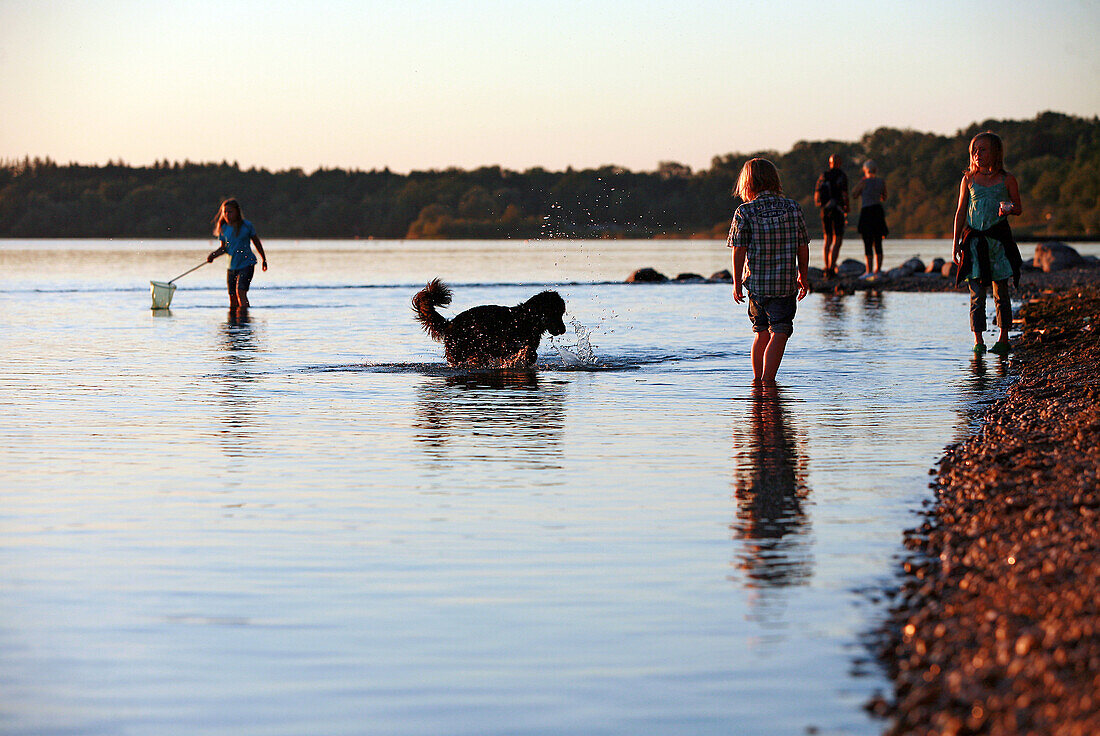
727;158;810;383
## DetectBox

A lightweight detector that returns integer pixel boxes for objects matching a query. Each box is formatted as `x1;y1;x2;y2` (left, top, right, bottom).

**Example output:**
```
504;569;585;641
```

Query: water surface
0;239;1025;735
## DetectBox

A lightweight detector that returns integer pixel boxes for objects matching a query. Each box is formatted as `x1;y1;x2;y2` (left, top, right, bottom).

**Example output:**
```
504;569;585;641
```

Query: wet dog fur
412;279;567;368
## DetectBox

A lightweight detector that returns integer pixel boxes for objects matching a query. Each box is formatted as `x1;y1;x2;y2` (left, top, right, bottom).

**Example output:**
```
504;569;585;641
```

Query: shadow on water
730;383;813;616
213;308;262;459
413;370;566;471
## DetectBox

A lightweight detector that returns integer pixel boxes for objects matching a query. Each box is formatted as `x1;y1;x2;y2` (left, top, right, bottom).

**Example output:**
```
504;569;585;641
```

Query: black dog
412;279;567;368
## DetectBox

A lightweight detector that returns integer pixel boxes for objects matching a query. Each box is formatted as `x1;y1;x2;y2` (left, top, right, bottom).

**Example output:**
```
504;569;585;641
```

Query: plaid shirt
726;192;809;297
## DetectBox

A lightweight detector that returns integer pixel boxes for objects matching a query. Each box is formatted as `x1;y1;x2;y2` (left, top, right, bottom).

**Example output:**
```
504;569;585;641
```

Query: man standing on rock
815;154;849;279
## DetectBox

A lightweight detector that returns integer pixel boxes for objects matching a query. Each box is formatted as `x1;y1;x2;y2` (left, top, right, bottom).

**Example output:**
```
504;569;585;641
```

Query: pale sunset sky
1;0;1097;173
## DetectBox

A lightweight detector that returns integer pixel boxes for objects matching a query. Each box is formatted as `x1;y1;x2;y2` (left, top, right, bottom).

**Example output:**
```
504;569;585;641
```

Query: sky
1;0;1098;174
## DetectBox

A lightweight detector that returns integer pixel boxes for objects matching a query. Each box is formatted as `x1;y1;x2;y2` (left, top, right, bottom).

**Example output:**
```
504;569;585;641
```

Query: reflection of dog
412;279;566;368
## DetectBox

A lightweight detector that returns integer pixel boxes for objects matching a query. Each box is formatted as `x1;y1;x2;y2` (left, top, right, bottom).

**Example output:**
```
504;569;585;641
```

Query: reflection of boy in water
732;383;811;588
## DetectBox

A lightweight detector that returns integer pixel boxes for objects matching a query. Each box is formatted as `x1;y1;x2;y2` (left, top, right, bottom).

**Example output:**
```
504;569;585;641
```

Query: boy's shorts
747;294;797;335
227;265;255;292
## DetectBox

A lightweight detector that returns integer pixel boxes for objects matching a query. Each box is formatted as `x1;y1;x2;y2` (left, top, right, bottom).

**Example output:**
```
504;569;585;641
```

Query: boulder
674;272;706;283
709;269;733;282
926;258;946;273
1034;242;1083;273
886;266;912;279
941;261;959;279
837;259;864;276
903;257;926;273
1021;258;1040;272
807;266;824;281
626;267;668;283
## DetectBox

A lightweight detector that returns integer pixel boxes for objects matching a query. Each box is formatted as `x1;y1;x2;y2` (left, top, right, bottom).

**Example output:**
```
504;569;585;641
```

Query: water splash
550;318;599;367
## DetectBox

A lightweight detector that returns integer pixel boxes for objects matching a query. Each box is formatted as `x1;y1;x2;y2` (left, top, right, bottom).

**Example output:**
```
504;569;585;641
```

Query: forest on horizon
1;111;1097;241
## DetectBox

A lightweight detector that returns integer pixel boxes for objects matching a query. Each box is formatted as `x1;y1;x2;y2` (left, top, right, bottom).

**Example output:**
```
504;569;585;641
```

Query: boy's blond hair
735;158;784;201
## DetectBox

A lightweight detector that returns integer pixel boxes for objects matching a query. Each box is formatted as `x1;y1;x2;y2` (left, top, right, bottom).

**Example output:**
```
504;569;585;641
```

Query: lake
0;237;1047;735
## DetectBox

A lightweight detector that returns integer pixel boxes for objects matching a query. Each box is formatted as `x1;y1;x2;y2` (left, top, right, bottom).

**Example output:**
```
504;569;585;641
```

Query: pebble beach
872;273;1100;735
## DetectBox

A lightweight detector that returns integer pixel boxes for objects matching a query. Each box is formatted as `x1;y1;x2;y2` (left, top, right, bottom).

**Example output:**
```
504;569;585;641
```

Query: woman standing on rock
951;132;1023;355
852;160;888;279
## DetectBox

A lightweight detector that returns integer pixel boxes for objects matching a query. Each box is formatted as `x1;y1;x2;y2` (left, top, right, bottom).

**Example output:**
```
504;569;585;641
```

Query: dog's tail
412;278;452;342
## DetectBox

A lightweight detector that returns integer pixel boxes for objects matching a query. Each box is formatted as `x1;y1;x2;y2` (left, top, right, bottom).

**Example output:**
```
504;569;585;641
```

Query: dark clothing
815;168;849;211
857;203;888;239
968;279;1012;334
227;264;255;293
955;219;1022;288
862;232;883;262
821;208;846;238
748;294;797;335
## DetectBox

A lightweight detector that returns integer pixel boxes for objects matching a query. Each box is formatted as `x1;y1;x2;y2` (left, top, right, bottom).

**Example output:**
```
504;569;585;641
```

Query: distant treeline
1;111;1097;240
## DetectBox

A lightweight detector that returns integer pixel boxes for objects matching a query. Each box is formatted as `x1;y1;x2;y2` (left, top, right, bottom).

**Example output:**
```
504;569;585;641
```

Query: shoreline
871;280;1100;734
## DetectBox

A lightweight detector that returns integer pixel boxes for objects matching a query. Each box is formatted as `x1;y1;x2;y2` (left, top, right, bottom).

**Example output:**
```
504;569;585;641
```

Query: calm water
0;238;1039;735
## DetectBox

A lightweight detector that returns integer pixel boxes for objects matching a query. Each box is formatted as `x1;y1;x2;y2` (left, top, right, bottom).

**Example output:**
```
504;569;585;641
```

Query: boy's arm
731;247;746;303
796;212;810;300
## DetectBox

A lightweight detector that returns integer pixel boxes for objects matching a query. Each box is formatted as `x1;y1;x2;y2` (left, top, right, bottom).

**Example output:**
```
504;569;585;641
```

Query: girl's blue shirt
218;220;258;270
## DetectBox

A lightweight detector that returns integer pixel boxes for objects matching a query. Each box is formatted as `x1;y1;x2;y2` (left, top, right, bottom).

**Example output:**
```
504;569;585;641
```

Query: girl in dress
951;132;1022;355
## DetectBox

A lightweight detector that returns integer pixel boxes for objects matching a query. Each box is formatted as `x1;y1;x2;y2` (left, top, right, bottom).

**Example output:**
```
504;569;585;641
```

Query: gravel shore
872;277;1100;735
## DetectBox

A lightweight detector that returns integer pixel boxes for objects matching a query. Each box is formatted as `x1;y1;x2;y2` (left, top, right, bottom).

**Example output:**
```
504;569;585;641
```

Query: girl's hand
262;260;268;272
797;274;810;301
952;245;964;265
732;283;744;303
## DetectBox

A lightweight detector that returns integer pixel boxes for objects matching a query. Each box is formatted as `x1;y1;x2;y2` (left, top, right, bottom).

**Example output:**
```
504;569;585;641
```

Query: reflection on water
731;384;812;597
860;290;885;331
215;309;261;459
820;293;848;339
414;370;565;471
954;352;1009;441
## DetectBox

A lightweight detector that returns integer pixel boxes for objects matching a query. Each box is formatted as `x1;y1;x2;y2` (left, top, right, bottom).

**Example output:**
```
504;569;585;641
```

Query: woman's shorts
747;294;797;335
227;265;255;292
821;208;846;237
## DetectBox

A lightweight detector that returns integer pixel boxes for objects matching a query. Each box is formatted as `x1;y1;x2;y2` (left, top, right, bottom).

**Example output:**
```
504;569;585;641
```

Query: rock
904;257;926;273
1034;242;1083;273
941;261;959;279
673;272;705;283
927;258;946;274
838;259;865;276
626;267;668;283
808;267;824;281
1021;258;1040;272
708;269;732;282
1084;255;1100;265
887;266;913;279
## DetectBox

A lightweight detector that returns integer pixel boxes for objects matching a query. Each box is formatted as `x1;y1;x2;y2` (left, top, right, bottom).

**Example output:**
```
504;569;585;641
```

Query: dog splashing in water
412;279;566;368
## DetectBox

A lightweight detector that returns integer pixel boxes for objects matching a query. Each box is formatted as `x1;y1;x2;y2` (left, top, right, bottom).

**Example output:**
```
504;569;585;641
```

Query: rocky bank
871;283;1100;735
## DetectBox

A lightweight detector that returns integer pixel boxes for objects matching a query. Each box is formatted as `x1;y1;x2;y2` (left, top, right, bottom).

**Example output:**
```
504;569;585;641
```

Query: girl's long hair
213;198;243;237
735;158;783;201
967;132;1006;176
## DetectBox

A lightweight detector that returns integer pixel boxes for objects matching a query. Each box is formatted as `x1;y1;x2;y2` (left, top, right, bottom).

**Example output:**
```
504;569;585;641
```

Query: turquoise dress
964;180;1012;282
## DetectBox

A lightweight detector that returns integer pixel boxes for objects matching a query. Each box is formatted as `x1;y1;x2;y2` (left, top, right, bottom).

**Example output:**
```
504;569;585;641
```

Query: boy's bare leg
751;331;771;380
237;290;249;309
761;331;789;383
822;239;833;274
